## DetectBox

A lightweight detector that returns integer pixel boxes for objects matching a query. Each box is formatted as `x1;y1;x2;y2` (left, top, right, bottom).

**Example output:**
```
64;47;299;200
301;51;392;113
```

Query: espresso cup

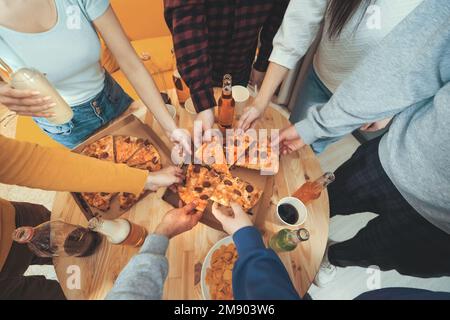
276;197;308;227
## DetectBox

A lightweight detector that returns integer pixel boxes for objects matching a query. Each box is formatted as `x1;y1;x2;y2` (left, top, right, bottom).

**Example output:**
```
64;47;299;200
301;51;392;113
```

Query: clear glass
11;68;73;125
12;221;100;258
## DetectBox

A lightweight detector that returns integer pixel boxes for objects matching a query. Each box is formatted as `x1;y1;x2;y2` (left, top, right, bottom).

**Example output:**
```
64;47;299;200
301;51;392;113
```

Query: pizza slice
114;136;145;164
126;140;161;168
118;191;146;211
81;135;115;162
195;136;230;175
178;164;221;212
81;192;117;212
211;175;262;212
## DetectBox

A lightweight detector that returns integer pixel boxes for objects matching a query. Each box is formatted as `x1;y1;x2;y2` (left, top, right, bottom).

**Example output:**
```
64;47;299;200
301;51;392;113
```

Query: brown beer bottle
218;74;235;132
293;172;335;204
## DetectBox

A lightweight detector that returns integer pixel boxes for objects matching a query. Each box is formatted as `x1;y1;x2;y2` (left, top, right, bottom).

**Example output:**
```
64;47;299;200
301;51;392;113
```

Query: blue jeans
33;73;133;149
289;65;339;154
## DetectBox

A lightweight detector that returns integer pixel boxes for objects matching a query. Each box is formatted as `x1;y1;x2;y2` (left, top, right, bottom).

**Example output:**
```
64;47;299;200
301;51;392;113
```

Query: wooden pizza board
71;114;173;221
163;165;275;232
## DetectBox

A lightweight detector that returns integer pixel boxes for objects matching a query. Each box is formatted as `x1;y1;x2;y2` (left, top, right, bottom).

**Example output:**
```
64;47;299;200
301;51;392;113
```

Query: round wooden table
52;91;330;300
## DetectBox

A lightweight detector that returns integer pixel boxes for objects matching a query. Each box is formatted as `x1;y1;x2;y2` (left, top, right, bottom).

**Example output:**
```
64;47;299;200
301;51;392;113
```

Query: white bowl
200;236;234;300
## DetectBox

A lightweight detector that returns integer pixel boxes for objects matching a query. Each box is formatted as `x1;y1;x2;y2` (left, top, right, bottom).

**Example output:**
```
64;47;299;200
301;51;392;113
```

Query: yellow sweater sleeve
0;135;148;195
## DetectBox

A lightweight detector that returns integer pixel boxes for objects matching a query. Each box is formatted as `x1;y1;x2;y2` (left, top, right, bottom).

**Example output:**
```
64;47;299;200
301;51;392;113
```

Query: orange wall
111;0;171;40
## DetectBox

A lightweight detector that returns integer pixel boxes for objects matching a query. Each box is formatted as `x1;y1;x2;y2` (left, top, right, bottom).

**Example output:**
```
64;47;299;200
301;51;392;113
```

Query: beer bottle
12;221;101;258
293;172;335;204
171;49;190;106
88;217;148;248
269;228;310;253
218;74;235;132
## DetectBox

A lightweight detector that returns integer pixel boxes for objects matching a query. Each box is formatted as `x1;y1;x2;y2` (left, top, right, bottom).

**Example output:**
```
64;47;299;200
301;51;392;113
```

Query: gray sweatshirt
296;0;450;233
106;234;169;300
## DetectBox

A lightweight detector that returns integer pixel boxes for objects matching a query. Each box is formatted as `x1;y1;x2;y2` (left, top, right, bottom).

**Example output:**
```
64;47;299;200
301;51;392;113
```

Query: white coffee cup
232;85;250;116
184;98;197;115
276;197;308;227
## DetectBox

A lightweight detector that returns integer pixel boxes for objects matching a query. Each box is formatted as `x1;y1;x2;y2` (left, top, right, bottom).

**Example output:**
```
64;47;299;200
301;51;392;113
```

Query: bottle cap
296;228;310;241
12;227;35;244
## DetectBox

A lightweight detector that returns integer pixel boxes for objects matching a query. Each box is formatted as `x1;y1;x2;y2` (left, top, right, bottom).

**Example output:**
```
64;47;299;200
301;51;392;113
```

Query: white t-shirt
0;0;110;105
270;0;423;92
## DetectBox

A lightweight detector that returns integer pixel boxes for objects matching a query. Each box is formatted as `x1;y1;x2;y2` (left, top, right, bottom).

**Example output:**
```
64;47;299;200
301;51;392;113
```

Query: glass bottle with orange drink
293;172;335;204
218;74;235;134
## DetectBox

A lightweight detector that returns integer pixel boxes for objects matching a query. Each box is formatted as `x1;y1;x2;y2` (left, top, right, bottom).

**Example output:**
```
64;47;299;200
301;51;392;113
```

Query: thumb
230;202;246;217
183;201;198;214
212;203;230;224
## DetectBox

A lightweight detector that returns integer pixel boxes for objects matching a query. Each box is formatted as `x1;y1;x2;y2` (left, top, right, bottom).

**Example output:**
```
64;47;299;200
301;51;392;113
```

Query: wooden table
52;91;330;300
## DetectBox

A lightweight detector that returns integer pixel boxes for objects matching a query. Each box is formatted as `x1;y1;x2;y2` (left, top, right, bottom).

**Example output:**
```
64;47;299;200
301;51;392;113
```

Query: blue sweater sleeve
232;227;301;300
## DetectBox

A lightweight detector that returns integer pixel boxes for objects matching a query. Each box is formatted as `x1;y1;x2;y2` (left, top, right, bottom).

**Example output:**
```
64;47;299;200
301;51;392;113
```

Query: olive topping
203;181;212;188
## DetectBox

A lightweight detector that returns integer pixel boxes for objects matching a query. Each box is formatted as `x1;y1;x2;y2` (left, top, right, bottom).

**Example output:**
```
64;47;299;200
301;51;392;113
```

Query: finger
7;103;55;113
237;112;249;130
203;130;212;143
190;210;204;224
17;112;55;118
182;201;199;214
230;202;245;216
3;88;41;99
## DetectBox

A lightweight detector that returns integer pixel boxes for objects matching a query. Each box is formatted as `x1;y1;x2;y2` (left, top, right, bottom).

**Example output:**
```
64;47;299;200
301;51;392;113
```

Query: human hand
212;202;253;235
0;82;56;118
145;166;184;192
154;201;203;239
237;103;265;132
272;125;306;156
249;68;266;89
195;108;215;145
360;117;392;132
170;128;192;158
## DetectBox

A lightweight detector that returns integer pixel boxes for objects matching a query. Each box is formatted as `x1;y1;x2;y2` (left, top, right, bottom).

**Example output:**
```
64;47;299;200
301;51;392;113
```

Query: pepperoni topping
194;187;203;193
224;180;233;186
200;194;209;200
193;165;201;173
246;185;254;193
233;190;242;196
203;181;212;188
100;152;109;159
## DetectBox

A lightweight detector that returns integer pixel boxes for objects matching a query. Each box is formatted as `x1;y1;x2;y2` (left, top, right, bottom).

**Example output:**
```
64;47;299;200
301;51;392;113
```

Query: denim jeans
33;73;133;149
289;65;339;154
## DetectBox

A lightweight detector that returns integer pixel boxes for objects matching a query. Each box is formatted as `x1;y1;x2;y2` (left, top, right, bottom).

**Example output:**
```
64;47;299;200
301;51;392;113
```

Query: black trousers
328;137;450;278
0;202;66;300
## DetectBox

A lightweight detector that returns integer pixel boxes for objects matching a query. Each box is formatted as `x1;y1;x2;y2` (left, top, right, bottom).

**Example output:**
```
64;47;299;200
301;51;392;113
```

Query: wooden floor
1;113;449;299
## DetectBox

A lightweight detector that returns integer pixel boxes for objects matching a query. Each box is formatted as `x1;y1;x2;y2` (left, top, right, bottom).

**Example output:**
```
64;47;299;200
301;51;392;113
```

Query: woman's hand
154;201;203;239
272;125;306;156
237;103;265;132
360;117;392;132
145;166;184;192
0;82;55;118
212;202;253;236
170;128;192;157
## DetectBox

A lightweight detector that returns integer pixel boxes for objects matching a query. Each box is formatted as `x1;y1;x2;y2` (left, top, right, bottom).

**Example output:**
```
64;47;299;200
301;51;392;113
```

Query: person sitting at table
0;0;191;151
106;201;450;300
271;0;450;286
238;0;423;153
164;0;289;137
0;134;184;300
212;203;450;300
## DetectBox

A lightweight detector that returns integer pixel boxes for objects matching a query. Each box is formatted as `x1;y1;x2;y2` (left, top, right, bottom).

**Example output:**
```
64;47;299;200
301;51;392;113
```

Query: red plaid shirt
164;0;289;113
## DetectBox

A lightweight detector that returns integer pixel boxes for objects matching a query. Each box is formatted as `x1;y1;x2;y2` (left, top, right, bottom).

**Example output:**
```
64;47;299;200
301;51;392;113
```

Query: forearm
254;62;289;109
106;234;169;300
120;62;177;134
232;227;301;300
0;135;148;195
